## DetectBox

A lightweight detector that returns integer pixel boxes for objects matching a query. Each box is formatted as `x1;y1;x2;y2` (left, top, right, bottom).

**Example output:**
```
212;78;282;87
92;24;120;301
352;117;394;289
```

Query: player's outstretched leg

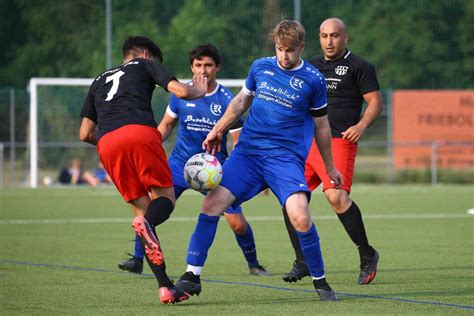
281;207;309;282
175;213;220;296
132;215;189;304
132;216;164;265
296;223;338;301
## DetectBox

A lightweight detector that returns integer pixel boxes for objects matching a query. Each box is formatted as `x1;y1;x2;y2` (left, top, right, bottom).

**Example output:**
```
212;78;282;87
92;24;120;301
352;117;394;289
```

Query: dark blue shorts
220;149;310;208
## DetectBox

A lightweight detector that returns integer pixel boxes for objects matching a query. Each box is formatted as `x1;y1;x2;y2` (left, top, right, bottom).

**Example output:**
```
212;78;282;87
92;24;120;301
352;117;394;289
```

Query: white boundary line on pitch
0;213;472;224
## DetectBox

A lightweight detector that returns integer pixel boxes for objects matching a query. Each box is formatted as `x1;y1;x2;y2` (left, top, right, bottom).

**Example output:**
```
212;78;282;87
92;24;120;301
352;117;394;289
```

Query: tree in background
1;0;472;89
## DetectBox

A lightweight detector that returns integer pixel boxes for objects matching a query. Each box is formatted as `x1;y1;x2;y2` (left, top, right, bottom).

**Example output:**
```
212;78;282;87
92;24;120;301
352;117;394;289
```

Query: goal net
28;77;244;188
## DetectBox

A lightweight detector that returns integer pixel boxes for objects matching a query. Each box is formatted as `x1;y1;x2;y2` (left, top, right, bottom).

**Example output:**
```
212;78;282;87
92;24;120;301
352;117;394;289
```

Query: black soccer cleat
118;254;143;274
282;260;309;283
175;271;202;296
249;263;272;276
358;249;379;285
313;278;338;302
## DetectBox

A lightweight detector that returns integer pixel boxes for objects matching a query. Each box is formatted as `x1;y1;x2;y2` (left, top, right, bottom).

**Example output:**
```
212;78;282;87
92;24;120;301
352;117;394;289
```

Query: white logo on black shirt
335;66;349;76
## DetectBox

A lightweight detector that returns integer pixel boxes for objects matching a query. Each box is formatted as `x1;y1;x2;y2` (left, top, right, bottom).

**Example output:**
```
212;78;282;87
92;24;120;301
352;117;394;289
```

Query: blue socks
296;223;325;278
133;233;144;260
234;223;258;267
186;213;220;266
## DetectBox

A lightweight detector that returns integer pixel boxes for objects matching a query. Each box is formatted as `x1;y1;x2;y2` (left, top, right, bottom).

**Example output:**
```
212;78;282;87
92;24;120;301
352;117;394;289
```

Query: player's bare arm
79;117;98;145
167;75;208;100
157;113;178;142
203;89;253;155
342;90;383;143
314;115;343;187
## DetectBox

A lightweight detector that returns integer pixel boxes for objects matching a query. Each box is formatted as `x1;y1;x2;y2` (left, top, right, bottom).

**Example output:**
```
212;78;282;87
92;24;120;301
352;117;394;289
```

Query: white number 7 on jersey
105;70;125;101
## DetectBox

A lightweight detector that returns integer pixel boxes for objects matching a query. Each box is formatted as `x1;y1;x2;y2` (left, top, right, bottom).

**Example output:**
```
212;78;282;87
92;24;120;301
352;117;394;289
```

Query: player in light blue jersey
175;21;343;302
118;43;270;277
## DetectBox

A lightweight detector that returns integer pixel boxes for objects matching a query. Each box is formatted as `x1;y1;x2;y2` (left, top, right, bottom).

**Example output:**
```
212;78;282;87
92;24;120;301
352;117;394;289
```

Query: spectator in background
93;162;113;185
58;158;95;185
57;159;112;187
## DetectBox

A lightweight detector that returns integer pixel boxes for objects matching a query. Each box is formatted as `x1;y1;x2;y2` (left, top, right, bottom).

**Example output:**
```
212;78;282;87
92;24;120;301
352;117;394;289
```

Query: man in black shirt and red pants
282;18;383;285
79;36;208;304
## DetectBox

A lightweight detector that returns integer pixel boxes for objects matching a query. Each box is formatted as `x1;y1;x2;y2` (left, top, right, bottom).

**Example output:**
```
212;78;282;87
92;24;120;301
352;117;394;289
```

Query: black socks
337;201;374;258
282;207;305;262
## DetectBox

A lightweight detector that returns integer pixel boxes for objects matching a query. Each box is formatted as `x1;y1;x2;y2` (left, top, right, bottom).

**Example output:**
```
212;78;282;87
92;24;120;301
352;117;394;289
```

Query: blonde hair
270;20;305;47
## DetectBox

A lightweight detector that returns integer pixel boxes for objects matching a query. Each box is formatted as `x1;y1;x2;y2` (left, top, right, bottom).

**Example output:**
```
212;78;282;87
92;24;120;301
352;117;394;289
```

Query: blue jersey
167;83;240;165
237;57;327;161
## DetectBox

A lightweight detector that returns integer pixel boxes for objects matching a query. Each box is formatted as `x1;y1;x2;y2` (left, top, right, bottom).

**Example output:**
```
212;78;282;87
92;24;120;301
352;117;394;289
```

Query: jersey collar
322;49;351;63
205;83;220;97
276;58;305;71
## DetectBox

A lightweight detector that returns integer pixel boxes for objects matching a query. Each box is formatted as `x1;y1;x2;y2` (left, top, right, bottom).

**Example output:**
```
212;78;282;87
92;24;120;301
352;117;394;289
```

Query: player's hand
327;167;344;189
202;128;223;156
192;74;208;97
341;124;367;143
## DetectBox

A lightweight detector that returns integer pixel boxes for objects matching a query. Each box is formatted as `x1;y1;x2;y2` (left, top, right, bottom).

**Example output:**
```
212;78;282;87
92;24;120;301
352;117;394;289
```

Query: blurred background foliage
1;0;473;88
0;0;473;185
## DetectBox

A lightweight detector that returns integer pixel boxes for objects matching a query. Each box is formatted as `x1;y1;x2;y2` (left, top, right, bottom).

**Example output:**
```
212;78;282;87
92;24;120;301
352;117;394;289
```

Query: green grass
0;185;473;315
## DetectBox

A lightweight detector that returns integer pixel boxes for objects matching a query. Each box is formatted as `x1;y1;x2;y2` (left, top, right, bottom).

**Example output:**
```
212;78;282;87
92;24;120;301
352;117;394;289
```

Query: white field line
0;213;472;225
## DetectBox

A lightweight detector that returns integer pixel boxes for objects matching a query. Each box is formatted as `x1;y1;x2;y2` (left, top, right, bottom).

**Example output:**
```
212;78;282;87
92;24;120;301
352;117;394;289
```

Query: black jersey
80;58;175;139
310;50;380;138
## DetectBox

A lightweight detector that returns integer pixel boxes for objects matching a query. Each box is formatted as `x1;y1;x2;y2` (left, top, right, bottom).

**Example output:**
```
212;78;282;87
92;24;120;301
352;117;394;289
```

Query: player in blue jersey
175;20;343;302
118;43;271;277
281;18;382;285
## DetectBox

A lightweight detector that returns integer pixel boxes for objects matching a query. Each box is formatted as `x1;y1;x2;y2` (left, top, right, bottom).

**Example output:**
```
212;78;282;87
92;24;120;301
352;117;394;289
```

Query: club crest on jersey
335;66;349;76
290;76;304;90
210;103;222;116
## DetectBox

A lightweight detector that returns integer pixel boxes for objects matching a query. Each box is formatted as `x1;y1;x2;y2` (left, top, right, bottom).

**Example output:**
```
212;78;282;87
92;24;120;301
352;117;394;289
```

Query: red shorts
97;125;172;202
304;138;357;193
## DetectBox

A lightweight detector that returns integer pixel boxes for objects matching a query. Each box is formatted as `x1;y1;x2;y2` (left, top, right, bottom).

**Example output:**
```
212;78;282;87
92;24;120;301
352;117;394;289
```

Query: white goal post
28;77;245;188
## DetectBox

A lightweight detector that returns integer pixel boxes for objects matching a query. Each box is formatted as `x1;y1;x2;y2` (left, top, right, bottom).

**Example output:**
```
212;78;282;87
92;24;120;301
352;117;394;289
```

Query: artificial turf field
0;184;473;315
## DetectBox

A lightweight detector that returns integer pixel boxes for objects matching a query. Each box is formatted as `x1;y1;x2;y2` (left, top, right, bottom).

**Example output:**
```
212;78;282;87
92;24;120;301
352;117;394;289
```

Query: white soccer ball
184;153;223;192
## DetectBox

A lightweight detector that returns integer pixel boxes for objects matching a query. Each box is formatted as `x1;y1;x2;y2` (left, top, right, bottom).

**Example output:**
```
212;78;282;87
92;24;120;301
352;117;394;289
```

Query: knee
202;192;228;216
289;213;312;232
225;214;247;235
145;196;175;226
324;190;351;212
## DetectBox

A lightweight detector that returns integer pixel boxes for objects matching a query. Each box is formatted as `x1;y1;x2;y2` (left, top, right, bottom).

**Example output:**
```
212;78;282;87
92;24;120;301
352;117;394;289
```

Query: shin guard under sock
296;224;325;278
234;223;258;267
186;213;220;267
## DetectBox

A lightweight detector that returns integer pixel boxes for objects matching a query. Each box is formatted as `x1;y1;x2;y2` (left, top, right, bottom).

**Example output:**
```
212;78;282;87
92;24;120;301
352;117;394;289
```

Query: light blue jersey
167;83;241;165
237;57;327;161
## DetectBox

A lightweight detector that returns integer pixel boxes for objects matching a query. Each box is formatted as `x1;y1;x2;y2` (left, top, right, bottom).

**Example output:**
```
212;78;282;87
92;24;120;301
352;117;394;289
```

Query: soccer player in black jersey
118;43;271;277
79;36;208;304
282;18;383;285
